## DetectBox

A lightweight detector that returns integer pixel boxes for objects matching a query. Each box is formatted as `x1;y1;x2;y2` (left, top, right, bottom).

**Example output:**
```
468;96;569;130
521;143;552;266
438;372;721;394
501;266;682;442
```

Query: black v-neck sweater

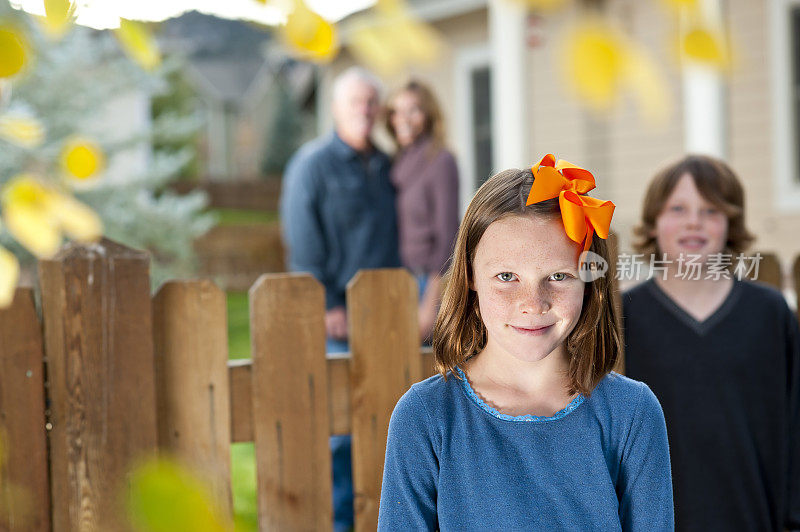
622;278;800;532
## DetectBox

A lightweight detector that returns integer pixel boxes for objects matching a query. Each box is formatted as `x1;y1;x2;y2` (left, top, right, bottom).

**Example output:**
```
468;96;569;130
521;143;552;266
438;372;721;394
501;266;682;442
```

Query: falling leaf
41;0;76;38
60;137;104;180
0;112;45;148
282;0;338;63
680;25;729;67
0;26;28;79
505;0;568;11
560;22;625;110
623;47;672;124
660;0;698;10
127;458;233;532
1;175;102;258
47;193;102;241
559;19;671;122
0;245;18;307
115;19;161;71
348;0;443;76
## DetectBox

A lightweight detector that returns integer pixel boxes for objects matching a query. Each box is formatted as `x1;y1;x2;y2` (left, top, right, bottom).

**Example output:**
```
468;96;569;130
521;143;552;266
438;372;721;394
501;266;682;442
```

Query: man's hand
325;306;348;340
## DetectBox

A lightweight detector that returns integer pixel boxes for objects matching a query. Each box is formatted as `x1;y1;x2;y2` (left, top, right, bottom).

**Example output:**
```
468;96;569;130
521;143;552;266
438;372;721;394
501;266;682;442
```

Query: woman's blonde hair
432;168;622;396
633;154;755;256
385;79;446;150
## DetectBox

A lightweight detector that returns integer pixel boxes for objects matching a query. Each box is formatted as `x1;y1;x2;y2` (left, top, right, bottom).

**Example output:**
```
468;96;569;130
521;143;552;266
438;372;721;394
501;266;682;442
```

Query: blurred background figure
386;79;459;342
622;154;800;531
280;65;400;532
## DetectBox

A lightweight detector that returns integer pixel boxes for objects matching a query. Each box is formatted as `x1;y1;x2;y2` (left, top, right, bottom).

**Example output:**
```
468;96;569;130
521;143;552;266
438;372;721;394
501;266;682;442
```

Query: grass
227;291;257;531
227;291;251;360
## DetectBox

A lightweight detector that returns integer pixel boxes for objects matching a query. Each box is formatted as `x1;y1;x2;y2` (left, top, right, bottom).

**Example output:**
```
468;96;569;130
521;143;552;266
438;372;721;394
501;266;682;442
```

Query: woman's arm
427;150;460;277
617;383;675;531
378;387;439;530
418;274;441;342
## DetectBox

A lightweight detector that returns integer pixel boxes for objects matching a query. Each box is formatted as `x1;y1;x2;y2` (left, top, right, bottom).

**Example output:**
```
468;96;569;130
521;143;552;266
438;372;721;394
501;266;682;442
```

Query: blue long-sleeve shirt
378;369;674;531
280;132;401;309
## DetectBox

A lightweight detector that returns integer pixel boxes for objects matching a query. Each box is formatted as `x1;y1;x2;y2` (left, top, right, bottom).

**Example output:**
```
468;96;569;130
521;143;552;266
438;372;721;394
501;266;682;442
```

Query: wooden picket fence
1;238;798;531
0;238;435;531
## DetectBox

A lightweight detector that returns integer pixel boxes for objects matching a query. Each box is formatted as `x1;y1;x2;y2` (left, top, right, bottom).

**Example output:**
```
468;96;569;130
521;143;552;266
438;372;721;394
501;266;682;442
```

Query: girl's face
471;214;585;365
389;90;427;147
653;173;729;263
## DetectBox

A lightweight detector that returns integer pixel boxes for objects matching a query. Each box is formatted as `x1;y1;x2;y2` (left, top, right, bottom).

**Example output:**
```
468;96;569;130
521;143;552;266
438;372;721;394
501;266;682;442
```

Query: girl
386;80;460;342
623;155;800;531
378;156;674;530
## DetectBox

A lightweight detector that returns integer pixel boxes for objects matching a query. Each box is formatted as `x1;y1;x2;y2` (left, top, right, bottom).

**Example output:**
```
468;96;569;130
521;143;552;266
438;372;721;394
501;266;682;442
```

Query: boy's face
653;173;729;264
471;214;585;366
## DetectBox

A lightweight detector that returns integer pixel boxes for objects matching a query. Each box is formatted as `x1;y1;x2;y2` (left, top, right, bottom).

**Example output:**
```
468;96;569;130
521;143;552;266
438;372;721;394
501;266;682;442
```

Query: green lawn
227;291;257;531
211;208;278;226
227;291;251;360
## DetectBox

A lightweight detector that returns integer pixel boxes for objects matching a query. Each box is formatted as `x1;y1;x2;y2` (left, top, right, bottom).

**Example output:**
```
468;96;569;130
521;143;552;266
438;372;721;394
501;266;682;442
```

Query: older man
280;67;400;531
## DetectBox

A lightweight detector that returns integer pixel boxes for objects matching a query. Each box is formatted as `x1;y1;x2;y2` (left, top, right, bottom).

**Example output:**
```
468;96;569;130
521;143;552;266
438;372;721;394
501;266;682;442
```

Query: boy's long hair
633;154;755;256
432;168;622;397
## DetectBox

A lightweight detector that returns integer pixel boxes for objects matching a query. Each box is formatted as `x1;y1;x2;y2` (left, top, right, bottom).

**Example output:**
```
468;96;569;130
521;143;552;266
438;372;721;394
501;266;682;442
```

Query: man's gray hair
331;66;383;103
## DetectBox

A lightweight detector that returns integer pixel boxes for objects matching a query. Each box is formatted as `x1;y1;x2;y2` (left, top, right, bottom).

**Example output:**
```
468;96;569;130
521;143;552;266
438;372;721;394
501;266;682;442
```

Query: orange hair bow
526;154;615;252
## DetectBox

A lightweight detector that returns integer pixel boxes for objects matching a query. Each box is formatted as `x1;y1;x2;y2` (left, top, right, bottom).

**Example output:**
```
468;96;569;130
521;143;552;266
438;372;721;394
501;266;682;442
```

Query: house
159;11;316;179
319;0;800;285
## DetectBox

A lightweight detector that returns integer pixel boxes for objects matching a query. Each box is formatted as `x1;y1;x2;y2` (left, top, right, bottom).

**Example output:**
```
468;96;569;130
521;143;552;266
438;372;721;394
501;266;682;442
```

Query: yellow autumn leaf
623;47;673;124
0;113;45;148
282;0;338;63
115;19;161;71
1;175;102;258
680;25;729;67
3;203;61;258
60;137;104;180
348;0;443;77
46;194;102;242
0;245;19;308
127;458;233;532
0;26;28;79
505;0;568;11
41;0;76;38
560;22;625;110
660;0;698;9
559;19;671;122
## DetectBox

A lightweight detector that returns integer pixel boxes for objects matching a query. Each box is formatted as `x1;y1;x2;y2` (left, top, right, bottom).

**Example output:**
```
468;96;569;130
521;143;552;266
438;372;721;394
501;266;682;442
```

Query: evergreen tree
0;0;214;287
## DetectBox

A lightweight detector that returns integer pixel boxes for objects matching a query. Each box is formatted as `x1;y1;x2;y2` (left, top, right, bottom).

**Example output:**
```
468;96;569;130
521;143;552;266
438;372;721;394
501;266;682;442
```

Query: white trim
682;0;726;158
410;0;486;22
454;44;492;216
489;0;527;171
771;0;800;212
682;65;726;157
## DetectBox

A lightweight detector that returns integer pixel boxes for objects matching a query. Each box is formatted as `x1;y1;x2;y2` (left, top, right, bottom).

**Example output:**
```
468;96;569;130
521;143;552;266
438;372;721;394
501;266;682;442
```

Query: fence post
39;239;158;530
752;252;782;289
347;268;421;531
152;280;233;517
249;273;332;530
0;288;51;531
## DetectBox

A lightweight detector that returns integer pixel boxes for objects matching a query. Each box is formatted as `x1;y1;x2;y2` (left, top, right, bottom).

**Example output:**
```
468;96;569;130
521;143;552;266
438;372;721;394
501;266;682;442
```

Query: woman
386;80;460;342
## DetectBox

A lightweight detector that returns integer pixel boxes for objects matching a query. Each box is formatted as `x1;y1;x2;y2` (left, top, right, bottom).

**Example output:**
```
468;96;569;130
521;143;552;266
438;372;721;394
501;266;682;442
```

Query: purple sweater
390;136;460;276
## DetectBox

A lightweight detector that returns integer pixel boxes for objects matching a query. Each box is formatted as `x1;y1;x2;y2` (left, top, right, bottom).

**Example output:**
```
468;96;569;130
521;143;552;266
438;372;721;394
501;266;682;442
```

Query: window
791;6;800;184
470;66;493;189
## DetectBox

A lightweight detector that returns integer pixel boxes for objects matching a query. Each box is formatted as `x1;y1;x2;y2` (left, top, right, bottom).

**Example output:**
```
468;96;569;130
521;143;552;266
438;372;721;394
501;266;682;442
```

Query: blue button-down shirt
280;131;400;309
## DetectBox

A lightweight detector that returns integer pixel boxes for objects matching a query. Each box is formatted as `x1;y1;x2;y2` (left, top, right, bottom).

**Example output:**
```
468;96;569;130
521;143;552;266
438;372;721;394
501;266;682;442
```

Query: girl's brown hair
385;79;446;150
633;154;755;256
432;168;622;397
